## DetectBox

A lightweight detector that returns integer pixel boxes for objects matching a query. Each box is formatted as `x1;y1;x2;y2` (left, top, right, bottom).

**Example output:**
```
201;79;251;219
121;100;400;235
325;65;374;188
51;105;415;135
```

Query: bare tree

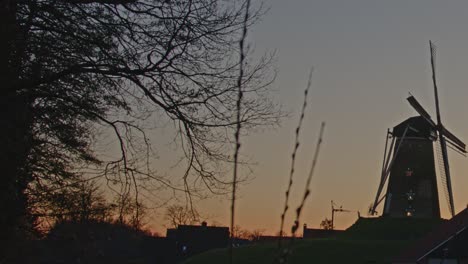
31;180;114;228
320;218;333;230
164;204;200;228
1;0;279;243
232;226;265;241
231;225;250;240
249;229;265;241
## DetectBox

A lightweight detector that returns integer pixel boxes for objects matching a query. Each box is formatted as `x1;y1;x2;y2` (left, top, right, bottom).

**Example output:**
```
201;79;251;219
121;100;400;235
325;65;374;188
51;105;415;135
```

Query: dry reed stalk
278;69;313;248
292;122;325;234
230;1;250;263
277;122;325;264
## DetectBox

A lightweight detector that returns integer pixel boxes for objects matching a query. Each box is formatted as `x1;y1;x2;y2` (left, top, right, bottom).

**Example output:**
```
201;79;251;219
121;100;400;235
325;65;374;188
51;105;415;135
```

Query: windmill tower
370;41;466;218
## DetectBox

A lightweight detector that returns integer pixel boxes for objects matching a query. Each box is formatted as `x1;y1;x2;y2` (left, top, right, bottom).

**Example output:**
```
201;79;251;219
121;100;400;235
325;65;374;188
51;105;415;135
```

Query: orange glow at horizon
136;1;468;236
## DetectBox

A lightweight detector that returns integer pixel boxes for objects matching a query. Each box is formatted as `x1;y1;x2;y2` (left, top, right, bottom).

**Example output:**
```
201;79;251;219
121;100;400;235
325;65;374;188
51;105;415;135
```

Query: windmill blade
429;41;458;217
370;193;387;215
438;135;456;217
382;132;396;178
371;132;395;214
430;41;443;125
376;193;387;207
441;126;466;152
371;125;410;214
446;140;467;157
382;125;411;183
407;95;436;127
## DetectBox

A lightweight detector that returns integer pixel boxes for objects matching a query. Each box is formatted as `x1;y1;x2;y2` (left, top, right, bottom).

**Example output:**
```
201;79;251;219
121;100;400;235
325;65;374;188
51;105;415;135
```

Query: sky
145;0;468;235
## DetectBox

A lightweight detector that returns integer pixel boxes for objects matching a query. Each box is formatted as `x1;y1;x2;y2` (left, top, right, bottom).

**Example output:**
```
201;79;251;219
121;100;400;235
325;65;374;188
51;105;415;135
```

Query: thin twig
278;68;313;247
293;122;325;232
277;122;325;264
230;1;250;263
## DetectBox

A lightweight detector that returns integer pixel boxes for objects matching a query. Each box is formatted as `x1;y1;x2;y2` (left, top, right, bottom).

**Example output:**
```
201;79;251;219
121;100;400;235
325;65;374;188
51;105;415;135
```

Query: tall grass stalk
230;1;250;264
277;122;325;264
293;122;325;235
278;69;313;247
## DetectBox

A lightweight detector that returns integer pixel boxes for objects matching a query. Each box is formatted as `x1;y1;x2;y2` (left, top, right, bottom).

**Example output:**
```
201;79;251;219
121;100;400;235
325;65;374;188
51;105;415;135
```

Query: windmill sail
371;126;409;214
441;126;466;152
371;133;394;214
407;96;436;127
439;137;455;216
435;138;455;216
430;41;456;217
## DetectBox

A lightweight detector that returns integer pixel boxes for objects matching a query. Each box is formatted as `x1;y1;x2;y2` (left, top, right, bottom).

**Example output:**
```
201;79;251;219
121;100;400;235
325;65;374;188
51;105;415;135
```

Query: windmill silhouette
370;41;466;218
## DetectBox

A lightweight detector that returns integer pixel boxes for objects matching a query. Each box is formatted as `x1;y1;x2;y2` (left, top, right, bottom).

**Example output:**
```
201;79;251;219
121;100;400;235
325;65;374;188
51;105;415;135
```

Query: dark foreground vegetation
184;239;410;264
10;219;230;263
184;217;444;264
4;205;447;263
11;220;175;264
1;0;278;261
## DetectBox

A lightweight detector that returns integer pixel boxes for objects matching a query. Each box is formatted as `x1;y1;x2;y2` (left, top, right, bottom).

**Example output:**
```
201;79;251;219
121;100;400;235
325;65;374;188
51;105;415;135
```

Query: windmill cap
393;116;436;139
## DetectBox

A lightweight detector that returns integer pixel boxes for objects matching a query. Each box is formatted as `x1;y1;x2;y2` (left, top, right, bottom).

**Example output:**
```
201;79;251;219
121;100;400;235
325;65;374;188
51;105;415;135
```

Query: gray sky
150;0;468;234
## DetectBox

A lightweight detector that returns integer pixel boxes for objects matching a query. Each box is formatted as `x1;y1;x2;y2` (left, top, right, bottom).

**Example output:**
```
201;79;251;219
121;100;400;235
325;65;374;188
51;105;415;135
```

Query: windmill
370;41;466;218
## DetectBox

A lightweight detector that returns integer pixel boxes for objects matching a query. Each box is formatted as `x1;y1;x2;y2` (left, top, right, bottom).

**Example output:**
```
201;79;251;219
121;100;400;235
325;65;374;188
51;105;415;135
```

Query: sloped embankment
183;217;445;264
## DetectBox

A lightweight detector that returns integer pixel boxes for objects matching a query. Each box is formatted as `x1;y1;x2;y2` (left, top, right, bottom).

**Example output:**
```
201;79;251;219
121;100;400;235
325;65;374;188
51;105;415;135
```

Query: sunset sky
143;0;468;235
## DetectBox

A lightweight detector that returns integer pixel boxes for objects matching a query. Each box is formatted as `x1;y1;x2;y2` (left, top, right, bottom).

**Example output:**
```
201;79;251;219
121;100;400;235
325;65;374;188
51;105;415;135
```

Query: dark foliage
0;0;279;251
23;220;174;264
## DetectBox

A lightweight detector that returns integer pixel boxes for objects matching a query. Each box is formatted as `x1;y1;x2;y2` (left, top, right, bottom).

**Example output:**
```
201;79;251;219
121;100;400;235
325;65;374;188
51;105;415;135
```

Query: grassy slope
183;239;411;264
341;217;444;240
184;217;444;264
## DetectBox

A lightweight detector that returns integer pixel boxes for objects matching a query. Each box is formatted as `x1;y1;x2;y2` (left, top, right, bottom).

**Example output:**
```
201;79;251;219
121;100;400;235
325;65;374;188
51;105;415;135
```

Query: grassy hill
340;216;444;240
183;239;411;264
183;217;445;264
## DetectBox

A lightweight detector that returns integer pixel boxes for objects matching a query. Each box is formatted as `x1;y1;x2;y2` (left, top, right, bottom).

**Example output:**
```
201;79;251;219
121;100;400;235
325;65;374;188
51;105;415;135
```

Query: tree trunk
0;0;34;246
